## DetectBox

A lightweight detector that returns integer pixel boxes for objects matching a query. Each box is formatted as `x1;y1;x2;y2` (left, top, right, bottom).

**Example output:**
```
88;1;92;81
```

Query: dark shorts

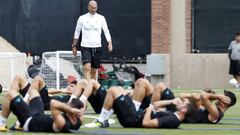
183;107;224;124
10;96;44;127
39;86;51;110
81;47;102;68
19;83;31;97
161;88;176;112
113;95;139;127
88;85;106;114
153;111;181;128
139;94;152;111
50;95;71;103
229;59;240;75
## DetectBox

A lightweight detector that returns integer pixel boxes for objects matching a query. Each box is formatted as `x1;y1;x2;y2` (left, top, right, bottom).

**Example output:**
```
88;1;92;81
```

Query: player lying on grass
181;90;237;124
69;78;154;127
70;78;193;128
4;75;87;110
2;75;87;131
74;78;195;128
87;86;196;128
0;75;84;132
151;82;237;124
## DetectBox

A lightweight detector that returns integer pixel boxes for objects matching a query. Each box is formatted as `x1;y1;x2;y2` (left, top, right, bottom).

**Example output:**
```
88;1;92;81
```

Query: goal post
39;51;84;89
0;52;29;89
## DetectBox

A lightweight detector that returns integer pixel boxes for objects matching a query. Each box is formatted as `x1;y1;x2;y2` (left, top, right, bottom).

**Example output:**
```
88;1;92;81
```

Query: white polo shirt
74;13;111;48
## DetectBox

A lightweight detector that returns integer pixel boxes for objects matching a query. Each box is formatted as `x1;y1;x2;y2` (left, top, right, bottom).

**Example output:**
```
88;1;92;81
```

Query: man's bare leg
1;89;19;121
69;79;88;103
97;87;126;123
236;75;240;86
1;75;29;120
91;68;97;80
0;79;29;129
24;76;46;103
151;82;167;104
132;78;153;111
9;75;29;93
83;64;91;80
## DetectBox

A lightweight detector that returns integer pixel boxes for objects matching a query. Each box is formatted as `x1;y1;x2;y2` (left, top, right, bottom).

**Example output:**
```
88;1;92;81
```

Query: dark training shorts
229;59;240;75
88;85;107;114
152;111;181;128
81;47;102;68
113;95;140;127
10;96;44;127
161;88;176;112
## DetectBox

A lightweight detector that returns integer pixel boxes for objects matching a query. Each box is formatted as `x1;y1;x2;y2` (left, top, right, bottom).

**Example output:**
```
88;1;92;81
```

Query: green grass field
0;89;240;135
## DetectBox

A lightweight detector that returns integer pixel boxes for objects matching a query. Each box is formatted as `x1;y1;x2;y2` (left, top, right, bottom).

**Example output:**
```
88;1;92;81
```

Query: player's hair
235;32;240;37
224;90;237;107
203;88;215;94
185;99;198;117
89;0;97;4
70;80;77;85
0;84;2;94
70;98;84;109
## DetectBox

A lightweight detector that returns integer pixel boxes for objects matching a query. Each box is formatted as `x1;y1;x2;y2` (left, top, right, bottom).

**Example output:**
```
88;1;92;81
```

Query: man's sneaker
9;124;23;131
0;124;7;132
83;119;109;128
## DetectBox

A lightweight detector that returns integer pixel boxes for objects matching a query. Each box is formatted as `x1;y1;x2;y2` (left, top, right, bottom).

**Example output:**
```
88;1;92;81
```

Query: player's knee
78;79;88;85
108;87;122;94
31;75;44;85
108;87;117;93
135;78;146;85
89;79;96;84
155;82;166;92
13;75;24;82
135;78;149;88
33;75;43;82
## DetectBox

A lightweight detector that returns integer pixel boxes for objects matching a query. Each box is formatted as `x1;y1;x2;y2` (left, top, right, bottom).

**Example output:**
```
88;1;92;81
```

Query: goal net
0;52;29;89
39;51;84;89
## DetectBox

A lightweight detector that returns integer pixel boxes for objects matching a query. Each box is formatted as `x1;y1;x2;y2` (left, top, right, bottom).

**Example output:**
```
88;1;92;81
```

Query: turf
0;89;240;135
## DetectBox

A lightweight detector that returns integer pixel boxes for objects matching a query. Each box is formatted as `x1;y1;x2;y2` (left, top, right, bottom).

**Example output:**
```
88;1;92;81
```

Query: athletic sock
79;95;88;104
105;109;114;120
68;95;77;102
0;116;6;126
23;93;29;102
132;100;141;111
97;108;112;123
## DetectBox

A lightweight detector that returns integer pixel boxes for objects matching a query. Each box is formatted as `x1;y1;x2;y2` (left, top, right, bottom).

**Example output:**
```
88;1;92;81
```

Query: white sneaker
229;78;238;86
235;84;240;89
0;119;7;132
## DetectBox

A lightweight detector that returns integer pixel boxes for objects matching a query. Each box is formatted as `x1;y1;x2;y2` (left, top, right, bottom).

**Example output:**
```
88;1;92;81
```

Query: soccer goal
0;52;29;89
39;51;84;89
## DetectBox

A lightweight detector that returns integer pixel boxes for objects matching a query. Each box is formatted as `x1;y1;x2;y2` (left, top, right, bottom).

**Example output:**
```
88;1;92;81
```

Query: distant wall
170;54;232;89
103;54;233;89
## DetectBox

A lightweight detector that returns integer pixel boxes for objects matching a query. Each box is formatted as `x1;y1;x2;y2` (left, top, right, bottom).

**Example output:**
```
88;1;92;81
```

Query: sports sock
132;100;141;111
97;108;112;123
68;95;77;102
105;109;114;120
23;93;29;102
79;95;88;104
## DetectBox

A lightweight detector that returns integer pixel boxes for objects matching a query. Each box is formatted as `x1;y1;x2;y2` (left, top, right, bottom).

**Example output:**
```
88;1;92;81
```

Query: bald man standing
72;0;112;80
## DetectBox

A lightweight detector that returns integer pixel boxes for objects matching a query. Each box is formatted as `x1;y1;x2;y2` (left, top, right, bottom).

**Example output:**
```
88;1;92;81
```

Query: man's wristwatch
72;44;77;48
